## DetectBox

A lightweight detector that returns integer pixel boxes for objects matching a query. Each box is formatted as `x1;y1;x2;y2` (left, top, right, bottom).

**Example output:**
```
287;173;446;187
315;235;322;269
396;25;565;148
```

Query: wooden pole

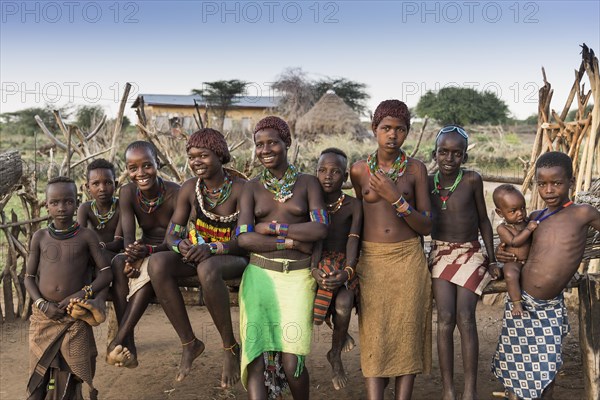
109;82;132;163
578;273;600;400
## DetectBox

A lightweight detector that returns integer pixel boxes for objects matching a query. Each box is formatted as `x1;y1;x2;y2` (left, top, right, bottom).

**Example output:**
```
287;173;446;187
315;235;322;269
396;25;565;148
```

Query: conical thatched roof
295;90;370;139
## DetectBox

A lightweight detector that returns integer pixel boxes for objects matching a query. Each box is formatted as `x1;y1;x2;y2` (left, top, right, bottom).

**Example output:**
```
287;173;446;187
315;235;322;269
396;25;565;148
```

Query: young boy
493;151;600;400
77;158;123;254
427;125;500;400
71;159;124;325
24;176;113;400
492;184;538;316
313;148;362;391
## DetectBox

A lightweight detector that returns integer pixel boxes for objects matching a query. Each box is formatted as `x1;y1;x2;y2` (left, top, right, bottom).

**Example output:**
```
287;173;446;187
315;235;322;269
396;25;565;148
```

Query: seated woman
107;141;180;368
148;128;247;385
237;116;328;400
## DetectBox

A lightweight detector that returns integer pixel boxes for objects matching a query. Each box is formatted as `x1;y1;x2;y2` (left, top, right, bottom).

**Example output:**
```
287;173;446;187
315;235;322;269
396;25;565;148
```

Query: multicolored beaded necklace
534;200;573;223
327;193;345;214
136;177;166;214
367;149;408;182
432;169;464;210
195;177;239;223
261;164;299;203
48;221;81;240
91;197;117;229
199;172;232;210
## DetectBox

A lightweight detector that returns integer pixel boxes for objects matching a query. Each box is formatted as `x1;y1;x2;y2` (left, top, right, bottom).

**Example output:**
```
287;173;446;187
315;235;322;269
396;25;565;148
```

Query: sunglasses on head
436;126;469;142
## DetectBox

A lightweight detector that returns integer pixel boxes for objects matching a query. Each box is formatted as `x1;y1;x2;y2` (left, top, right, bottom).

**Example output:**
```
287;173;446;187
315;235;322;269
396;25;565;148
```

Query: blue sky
1;1;599;121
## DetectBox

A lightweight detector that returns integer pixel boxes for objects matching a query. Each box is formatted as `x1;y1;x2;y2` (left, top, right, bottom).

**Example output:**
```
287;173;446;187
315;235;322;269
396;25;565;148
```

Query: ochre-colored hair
186;128;231;164
254;116;292;147
372;99;411;131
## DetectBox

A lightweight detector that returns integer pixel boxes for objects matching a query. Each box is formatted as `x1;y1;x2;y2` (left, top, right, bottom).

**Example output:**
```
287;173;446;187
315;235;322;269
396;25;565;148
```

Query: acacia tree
271;68;316;135
415;87;509;125
314;77;369;117
192;80;248;131
272;68;370;133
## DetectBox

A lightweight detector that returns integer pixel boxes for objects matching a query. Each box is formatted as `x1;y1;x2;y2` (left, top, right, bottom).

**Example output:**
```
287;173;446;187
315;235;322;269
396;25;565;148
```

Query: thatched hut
295;90;370;140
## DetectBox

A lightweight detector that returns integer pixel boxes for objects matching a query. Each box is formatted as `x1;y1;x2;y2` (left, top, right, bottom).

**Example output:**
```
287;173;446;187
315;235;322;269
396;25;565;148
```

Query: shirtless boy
428;125;500;400
25;176;112;400
493;151;600;400
314;147;362;391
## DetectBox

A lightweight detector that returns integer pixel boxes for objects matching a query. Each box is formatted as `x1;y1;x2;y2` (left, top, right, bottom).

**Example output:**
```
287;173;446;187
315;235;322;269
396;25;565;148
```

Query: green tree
0;106;70;137
565;104;593;122
415;87;509;125
314;77;370;116
74;105;105;130
192;80;248;131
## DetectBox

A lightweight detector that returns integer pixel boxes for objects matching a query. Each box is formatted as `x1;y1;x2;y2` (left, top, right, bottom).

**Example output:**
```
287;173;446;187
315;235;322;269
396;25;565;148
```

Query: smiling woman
236;116;328;400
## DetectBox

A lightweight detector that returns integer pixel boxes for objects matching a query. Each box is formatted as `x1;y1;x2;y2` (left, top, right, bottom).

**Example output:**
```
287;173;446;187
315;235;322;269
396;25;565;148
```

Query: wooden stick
34;115;67;150
69;147;113;169
85;114;107;141
109;82;132;163
0;215;49;229
410;117;429;158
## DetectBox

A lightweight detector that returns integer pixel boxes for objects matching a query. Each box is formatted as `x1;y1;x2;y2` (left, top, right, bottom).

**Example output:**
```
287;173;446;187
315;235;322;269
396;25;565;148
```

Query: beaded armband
208;242;229;255
172;239;183;254
421;211;432;218
275;237;286;251
168;222;187;239
235;224;254;237
310;209;329;225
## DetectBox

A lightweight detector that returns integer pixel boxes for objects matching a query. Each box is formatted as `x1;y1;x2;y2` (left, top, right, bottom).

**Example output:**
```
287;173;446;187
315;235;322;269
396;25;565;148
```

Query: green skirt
239;259;316;388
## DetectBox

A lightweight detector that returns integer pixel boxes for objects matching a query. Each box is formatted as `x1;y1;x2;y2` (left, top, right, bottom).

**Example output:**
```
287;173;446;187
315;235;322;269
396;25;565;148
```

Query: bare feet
221;343;241;388
68;298;106;326
511;302;524;317
175;338;205;382
327;349;348;390
106;344;138;368
342;334;355;353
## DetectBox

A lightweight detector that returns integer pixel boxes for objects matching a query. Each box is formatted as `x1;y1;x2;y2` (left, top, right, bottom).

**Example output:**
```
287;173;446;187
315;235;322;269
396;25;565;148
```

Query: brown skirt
358;237;432;377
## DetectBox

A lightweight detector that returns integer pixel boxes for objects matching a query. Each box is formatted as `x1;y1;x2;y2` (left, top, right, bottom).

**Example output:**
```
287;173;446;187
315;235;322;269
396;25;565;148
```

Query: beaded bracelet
145;244;157;255
310;209;329;225
82;285;93;300
99;242;106;249
172;239;183;254
208;242;229;255
397;205;413;217
284;238;294;250
275;237;286;251
348;233;360;239
235;224;254;237
278;223;289;236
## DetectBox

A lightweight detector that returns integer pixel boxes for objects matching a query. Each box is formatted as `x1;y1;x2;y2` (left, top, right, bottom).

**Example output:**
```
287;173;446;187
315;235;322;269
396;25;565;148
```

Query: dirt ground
0;300;584;400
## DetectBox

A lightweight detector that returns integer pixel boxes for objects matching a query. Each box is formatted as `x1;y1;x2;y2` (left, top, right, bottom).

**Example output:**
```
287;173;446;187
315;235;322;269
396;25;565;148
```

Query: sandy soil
0;301;584;399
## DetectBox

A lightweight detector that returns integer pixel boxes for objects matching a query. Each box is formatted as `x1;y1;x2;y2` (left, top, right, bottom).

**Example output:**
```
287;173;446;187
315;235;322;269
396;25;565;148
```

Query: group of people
24;99;599;400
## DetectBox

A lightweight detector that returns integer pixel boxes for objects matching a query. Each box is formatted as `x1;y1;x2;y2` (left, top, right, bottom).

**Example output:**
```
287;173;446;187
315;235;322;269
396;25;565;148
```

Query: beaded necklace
261;164;299;203
91;197;117;229
534;200;573;223
48;221;81;240
195;177;239;223
136;177;166;214
199;172;232;210
326;193;345;214
432;169;464;210
367;149;408;182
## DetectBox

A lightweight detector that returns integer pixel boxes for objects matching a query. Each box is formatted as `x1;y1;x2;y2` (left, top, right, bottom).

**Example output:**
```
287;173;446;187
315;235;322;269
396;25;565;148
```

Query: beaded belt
249;253;311;273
